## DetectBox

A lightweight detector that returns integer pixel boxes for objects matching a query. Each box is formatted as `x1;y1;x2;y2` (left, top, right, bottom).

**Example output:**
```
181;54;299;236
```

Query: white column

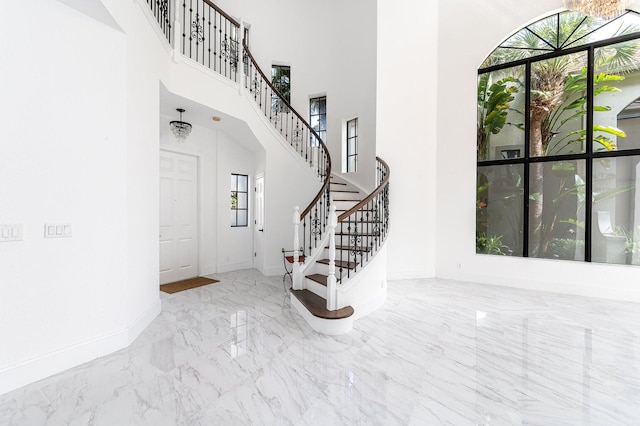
293;206;302;290
326;205;338;310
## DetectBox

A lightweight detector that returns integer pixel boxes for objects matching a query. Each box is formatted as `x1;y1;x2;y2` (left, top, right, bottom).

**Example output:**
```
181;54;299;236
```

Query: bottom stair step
290;289;354;320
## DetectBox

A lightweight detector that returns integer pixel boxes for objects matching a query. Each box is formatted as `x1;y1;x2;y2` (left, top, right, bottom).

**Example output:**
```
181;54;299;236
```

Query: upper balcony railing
146;0;172;42
179;0;240;81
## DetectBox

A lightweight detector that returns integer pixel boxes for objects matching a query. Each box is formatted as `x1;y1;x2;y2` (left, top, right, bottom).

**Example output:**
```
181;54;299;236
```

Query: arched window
477;10;640;264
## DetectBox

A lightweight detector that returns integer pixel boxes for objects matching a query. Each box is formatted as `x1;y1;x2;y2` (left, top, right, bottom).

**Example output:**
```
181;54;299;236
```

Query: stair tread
306;273;328;286
333;199;362;202
336;232;380;237
331;189;360;193
290;289;354;320
317;258;356;269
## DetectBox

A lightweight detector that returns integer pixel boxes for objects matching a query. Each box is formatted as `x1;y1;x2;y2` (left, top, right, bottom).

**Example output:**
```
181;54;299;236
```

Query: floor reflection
0;270;639;425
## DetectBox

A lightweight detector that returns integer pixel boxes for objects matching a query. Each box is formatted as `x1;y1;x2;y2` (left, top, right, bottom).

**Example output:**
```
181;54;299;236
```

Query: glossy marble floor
1;269;640;425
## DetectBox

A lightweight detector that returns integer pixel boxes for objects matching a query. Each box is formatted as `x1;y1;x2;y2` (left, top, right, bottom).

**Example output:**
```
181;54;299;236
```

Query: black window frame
477;10;640;262
346;117;358;173
231;173;249;228
309;96;327;146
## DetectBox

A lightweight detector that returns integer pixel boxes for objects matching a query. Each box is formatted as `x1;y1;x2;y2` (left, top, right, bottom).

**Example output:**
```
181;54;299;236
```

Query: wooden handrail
202;0;240;27
337;157;390;222
242;39;332;219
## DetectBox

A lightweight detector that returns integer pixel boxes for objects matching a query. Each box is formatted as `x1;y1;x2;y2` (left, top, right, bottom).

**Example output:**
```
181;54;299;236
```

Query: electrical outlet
0;224;23;242
44;223;72;238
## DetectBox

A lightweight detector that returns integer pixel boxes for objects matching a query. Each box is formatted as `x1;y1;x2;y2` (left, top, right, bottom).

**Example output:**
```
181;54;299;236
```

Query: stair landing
290;289;354;320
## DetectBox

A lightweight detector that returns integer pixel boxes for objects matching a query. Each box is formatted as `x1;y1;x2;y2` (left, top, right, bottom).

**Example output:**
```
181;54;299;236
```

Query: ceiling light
170;108;192;142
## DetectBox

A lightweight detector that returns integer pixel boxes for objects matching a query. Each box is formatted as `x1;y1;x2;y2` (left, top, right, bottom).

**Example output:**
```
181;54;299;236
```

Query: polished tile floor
1;269;640;425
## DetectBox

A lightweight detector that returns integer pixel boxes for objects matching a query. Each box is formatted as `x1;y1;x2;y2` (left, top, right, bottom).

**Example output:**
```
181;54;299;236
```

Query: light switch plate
44;223;72;238
0;224;23;242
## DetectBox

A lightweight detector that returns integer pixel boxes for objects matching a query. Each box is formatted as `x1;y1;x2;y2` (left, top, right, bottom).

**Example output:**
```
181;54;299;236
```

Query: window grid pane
310;96;326;146
346;118;358;172
231;173;249;227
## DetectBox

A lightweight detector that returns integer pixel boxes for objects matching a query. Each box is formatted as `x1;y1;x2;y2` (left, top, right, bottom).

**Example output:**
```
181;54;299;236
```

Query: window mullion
585;46;595;262
523;62;531;257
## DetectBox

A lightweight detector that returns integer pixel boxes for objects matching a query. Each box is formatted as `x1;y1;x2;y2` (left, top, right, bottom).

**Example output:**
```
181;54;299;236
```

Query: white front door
253;173;265;271
159;150;198;284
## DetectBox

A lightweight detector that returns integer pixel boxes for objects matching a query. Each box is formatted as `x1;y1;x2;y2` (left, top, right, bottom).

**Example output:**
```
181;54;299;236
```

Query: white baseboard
264;264;285;277
127;298;162;344
0;298;161;396
199;266;217;277
217;261;254;274
387;268;435;281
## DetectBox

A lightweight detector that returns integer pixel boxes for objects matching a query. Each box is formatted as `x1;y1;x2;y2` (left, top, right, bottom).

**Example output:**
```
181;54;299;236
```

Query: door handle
259;229;264;232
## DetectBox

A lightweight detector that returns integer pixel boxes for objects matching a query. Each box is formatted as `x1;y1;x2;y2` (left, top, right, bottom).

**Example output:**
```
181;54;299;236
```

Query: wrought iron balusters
146;0;172;42
335;157;390;283
179;0;239;81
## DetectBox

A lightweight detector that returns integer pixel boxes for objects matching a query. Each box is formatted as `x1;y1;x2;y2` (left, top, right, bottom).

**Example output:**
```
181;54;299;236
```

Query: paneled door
253;173;265;272
159;150;198;284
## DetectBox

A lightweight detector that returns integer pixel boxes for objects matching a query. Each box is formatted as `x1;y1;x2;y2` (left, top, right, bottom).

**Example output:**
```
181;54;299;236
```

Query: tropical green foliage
477;75;522;160
271;65;290;114
476;234;507;255
541;68;626;156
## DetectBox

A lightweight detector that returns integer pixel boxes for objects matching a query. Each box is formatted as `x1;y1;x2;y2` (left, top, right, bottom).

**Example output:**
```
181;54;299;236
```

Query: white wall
0;0;158;395
212;0;378;192
377;0;439;279
0;0;325;394
216;132;259;272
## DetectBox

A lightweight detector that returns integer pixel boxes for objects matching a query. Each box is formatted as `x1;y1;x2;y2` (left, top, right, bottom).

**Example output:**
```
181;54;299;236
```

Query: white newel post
172;0;181;61
327;205;338;310
293;206;302;290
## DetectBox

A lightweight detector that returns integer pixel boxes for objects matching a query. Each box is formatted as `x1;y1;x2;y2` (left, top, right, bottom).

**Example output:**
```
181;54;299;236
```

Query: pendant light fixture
169;108;192;142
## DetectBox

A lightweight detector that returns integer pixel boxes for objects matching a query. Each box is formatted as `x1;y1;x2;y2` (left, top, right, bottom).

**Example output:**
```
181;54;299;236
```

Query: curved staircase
143;0;390;334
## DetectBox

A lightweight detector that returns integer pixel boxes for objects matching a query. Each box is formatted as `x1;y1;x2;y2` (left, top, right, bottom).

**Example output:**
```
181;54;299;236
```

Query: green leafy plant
476;233;508;255
477;75;522;160
271;66;290;114
548;237;585;260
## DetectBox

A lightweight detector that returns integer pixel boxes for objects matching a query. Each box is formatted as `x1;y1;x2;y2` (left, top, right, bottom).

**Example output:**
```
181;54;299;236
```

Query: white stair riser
330;192;363;201
305;278;327;299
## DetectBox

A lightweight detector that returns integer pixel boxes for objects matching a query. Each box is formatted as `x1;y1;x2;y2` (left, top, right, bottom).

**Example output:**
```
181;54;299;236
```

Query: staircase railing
178;0;241;82
335;157;390;283
242;44;329;179
241;43;332;268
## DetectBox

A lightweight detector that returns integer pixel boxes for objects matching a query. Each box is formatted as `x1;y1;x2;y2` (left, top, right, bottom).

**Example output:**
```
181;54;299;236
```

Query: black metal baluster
182;0;186;55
